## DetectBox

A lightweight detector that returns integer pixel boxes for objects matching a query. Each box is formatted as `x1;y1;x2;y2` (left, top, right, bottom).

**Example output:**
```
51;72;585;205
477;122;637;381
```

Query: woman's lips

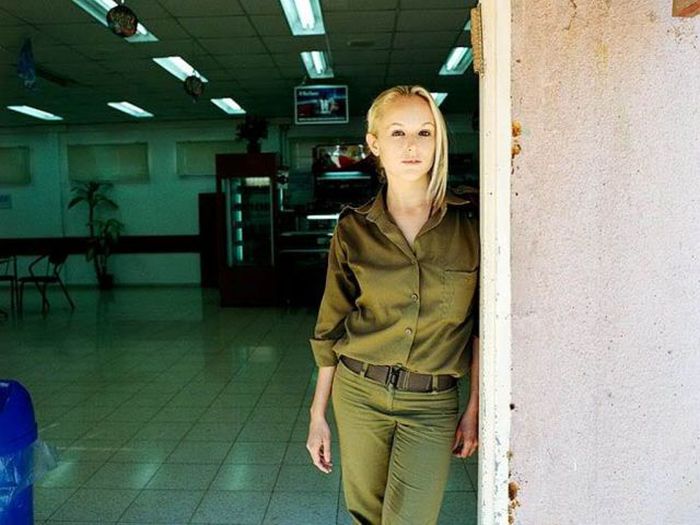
402;160;421;164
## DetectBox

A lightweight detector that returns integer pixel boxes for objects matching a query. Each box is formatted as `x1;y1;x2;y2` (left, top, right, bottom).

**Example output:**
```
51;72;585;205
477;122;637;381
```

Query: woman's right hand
306;415;333;474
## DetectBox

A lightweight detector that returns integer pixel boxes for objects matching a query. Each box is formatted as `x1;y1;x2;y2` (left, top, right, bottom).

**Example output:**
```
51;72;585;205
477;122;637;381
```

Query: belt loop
431;375;438;393
360;362;369;378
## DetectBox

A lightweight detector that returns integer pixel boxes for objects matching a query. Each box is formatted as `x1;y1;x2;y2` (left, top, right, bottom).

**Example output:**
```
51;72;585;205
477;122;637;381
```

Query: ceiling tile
214;54;276;69
3;0;86;24
392;31;457;49
177;16;256;39
324;0;399;11
138;18;192;40
249;15;290;37
389;48;446;64
37;22;124;46
261;35;327;53
332;49;391;65
238;0;281;15
233;67;281;80
325;11;396;33
199;37;266;55
396;9;468;32
328;32;392;50
401;0;477;8
157;0;244;17
337;64;386;77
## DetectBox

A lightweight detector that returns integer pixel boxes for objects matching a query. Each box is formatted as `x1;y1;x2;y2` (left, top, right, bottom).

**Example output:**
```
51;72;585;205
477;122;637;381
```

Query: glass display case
225;176;275;267
215;153;280;306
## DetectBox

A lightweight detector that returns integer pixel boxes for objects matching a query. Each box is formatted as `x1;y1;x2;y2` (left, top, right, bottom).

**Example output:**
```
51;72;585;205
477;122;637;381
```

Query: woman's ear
365;133;379;157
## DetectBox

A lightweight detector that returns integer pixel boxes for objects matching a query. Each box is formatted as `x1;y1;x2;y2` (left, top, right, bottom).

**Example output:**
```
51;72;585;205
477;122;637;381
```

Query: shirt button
405;328;413;336
411;293;419;302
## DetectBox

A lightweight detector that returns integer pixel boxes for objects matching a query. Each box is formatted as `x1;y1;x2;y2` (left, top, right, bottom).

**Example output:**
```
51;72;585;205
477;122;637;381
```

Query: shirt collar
353;184;473;223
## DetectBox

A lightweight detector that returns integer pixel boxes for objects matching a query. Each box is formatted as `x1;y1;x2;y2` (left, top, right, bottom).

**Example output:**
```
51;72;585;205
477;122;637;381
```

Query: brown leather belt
339;355;457;393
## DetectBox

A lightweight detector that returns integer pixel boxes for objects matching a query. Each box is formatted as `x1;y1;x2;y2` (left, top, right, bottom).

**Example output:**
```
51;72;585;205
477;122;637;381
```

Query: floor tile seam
104;375;196;524
257;358;302;524
157;373;241;520
190;351;284;523
41;485;82;522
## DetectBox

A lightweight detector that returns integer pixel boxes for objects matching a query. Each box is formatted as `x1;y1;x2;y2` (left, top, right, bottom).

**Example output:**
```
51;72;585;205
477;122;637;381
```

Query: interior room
0;1;480;523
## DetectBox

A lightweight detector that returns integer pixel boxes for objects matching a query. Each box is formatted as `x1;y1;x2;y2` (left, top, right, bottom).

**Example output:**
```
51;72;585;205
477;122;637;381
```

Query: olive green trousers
331;358;460;525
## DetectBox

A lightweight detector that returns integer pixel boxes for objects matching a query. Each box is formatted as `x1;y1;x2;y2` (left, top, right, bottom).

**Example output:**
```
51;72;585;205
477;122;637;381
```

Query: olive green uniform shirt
310;183;479;378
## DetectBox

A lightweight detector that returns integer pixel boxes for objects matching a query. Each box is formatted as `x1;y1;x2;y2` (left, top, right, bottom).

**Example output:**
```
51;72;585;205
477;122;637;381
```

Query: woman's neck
385;178;431;214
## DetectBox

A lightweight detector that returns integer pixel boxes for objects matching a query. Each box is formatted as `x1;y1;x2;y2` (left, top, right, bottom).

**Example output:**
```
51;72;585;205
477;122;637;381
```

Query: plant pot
98;273;114;290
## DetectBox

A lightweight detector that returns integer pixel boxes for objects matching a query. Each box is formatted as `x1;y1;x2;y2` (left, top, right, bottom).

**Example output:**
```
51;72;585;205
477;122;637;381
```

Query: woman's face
366;95;436;184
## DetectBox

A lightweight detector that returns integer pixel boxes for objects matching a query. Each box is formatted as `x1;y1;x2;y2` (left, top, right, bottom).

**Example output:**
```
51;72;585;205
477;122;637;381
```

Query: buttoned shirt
310;183;479;378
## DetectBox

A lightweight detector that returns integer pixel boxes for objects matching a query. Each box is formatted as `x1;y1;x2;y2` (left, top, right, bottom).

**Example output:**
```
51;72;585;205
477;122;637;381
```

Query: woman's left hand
452;406;478;458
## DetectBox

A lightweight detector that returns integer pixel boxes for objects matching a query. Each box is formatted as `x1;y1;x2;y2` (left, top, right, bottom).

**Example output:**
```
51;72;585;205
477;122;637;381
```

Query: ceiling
0;0;479;127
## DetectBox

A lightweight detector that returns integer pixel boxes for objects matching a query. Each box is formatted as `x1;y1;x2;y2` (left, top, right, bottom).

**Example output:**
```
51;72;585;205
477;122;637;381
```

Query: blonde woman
306;85;480;525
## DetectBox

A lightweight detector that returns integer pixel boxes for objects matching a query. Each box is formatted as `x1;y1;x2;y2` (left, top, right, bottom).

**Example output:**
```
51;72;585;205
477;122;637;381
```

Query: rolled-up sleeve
310;221;358;367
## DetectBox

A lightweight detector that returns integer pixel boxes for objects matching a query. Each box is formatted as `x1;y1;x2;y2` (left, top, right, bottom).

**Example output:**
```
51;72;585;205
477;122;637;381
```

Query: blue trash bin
0;380;37;525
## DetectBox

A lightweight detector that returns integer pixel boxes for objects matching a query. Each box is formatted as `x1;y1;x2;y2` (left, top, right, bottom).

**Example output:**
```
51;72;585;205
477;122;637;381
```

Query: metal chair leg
18;281;24;317
57;279;75;310
40;283;50;313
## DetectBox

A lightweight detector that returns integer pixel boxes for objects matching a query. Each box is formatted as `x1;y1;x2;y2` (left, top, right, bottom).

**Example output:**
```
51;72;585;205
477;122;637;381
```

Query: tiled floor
0;286;478;524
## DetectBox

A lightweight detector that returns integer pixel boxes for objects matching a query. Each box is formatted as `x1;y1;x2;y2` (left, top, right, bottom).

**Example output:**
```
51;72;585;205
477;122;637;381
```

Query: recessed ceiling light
71;0;158;42
430;92;448;106
280;0;326;36
7;105;63;121
153;56;209;83
439;47;473;76
107;101;153;118
300;51;333;79
211;98;246;115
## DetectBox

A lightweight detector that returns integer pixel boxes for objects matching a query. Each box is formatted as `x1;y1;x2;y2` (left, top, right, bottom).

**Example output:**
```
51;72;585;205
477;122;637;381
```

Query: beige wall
509;1;699;523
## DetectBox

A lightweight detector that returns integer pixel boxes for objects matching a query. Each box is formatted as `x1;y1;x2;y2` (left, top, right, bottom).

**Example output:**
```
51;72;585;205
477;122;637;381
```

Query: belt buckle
387;365;402;390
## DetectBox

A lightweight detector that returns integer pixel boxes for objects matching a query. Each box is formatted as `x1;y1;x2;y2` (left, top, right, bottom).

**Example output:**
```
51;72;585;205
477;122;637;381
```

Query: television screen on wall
294;85;349;125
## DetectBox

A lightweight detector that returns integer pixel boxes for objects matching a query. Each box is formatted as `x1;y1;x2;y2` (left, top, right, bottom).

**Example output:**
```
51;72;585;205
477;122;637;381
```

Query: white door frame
476;1;513;524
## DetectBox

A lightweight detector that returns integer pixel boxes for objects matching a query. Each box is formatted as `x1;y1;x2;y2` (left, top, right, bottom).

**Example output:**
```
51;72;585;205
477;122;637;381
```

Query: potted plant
68;181;125;289
236;115;268;153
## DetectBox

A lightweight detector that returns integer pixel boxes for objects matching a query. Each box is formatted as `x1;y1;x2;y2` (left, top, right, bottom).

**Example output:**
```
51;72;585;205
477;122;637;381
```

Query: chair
0;255;18;314
18;250;75;315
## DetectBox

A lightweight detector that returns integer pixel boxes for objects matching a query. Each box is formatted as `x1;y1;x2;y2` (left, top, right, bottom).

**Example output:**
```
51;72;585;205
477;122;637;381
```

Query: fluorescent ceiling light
211;98;246;115
439;47;473;75
71;0;158;42
153;56;209;83
280;0;326;36
464;19;471;31
307;214;339;221
300;51;333;79
107;101;153;118
7;105;63;121
430;92;448;106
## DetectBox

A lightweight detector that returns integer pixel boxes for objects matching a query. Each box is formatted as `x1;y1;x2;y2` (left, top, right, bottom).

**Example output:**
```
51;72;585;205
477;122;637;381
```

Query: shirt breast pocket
441;269;478;323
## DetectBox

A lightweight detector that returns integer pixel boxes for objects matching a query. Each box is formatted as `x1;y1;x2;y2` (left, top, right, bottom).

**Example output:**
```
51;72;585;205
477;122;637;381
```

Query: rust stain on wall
512;121;522;160
508;482;522;524
508;447;521;525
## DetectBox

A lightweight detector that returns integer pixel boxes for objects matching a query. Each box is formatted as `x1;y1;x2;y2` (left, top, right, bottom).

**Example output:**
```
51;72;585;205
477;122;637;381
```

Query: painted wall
510;1;699;523
0;114;476;285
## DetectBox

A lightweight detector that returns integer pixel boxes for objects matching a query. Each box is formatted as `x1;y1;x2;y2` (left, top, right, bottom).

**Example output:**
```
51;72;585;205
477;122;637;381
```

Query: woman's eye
419;130;432;137
391;130;404;137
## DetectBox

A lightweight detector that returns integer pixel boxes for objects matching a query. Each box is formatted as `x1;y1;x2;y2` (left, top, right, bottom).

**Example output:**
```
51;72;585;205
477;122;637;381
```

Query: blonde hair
366;85;449;214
